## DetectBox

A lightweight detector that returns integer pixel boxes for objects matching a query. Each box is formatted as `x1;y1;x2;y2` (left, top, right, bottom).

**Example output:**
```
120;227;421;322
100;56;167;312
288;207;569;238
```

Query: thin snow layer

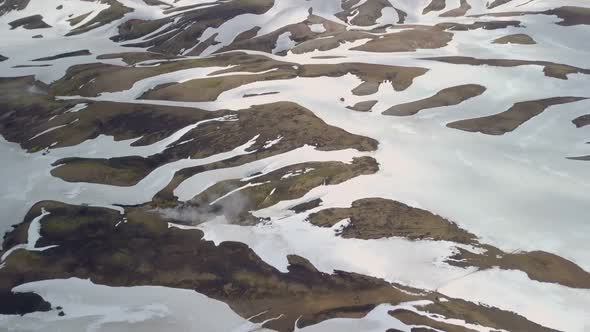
375;7;399;26
308;24;326;33
0;278;274;332
273;32;296;54
64;103;88;113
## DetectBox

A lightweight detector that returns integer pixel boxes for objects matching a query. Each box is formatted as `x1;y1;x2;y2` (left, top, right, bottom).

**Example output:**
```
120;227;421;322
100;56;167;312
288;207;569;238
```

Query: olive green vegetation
67;0;133;36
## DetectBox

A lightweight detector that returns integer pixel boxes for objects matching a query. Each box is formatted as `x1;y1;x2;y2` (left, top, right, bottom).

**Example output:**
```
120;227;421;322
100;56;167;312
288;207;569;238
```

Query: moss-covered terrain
50;101;378;186
0;201;558;331
383;84;486;116
308;197;590;288
181;157;379;224
447;97;588;135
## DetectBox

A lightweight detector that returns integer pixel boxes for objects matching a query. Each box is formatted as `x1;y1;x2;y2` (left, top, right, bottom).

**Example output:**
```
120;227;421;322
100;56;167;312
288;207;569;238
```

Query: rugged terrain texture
0;0;589;331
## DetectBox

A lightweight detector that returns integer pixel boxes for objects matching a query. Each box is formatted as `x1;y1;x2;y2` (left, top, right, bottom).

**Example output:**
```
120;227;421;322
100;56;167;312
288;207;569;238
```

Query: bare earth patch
8;14;50;29
51;102;378;186
424;56;590;80
447;97;588;135
422;0;445;15
308;198;590;289
493;33;536;45
472;6;590;27
352;28;453;53
141;61;429;101
184;157;379;224
32;50;91;62
66;0;133;36
347;100;378;112
440;0;471;17
308;198;477;243
383;84;486;116
572;114;590;128
0;201;558;331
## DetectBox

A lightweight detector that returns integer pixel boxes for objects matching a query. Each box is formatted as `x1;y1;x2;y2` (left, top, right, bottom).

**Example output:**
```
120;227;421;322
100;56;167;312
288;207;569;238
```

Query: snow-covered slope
1;1;589;331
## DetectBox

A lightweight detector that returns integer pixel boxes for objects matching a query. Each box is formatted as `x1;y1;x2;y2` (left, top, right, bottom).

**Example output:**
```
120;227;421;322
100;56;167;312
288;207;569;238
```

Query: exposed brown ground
424;56;590;80
32;50;91;62
307;197;590;289
217;24;302;55
448;247;590;289
142;0;172;7
308;198;478;243
447;97;587;135
418;298;558;332
290;198;323;213
347;100;378;112
493;33;536;45
440;0;471;17
394;7;408;23
435;20;521;31
185;157;379;224
243;91;279;98
37;101;220;148
423;0;445;15
112;17;171;42
67;11;91;26
568;155;590;161
337;0;393;26
141;62;429;101
50;52;294;97
290;30;372;54
232;26;261;43
572;114;590;128
0;201;415;330
472;6;590;26
0;291;50;316
351;28;453;53
0;1;587;331
66;0;133;36
548;6;590;26
0;0;30;15
51;102;378;186
383;84;486;116
8;14;50;29
0;201;557;331
48;45;430;101
299;63;429;94
215;14;348;55
0;76;228;152
12;64;52;68
121;0;274;55
140;71;296;102
217;13;363;56
487;0;513;9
